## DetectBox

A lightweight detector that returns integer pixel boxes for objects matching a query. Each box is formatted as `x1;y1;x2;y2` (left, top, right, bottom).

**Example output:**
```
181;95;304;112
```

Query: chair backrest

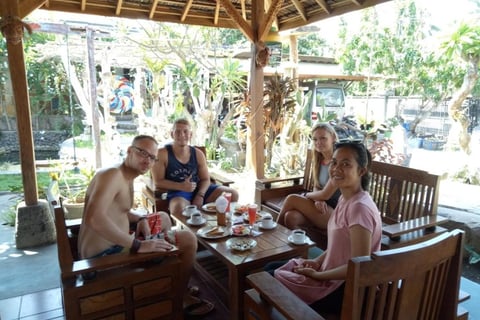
369;160;440;224
341;229;464;320
303;149;315;191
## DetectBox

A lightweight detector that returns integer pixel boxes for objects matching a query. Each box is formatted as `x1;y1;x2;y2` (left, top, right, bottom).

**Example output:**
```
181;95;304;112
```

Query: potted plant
49;167;94;219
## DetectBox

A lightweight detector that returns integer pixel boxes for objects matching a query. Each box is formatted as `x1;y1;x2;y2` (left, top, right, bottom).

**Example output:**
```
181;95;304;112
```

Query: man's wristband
130;238;141;253
138;216;147;223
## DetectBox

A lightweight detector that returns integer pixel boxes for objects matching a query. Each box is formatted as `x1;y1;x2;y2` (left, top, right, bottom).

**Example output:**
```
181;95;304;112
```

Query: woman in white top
277;122;341;230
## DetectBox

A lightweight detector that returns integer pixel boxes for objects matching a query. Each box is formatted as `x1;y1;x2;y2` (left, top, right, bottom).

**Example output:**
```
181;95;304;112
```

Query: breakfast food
231;224;250;236
234;204;248;214
206;204;216;211
205;226;224;236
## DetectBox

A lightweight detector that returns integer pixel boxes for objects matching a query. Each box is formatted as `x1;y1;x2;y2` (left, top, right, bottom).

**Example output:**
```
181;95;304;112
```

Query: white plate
227;238;257;251
186;217;206;226
287;235;310;245
242;212;266;223
230;224;251;236
197;226;230;239
258;221;277;230
201;202;217;213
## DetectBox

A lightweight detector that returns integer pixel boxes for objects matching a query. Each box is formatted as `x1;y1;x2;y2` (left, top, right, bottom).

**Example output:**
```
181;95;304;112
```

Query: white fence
345;96;452;137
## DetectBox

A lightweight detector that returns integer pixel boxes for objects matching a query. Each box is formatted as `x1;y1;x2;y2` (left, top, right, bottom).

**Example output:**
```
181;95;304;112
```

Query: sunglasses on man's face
131;146;158;162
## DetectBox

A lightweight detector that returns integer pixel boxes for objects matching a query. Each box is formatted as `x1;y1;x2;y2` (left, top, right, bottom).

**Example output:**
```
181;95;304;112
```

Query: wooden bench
255;149;448;249
244;229;468;320
141;146;234;213
51;200;183;319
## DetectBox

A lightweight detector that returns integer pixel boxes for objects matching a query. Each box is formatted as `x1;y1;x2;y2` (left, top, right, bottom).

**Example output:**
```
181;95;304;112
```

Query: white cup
185;205;197;217
191;211;203;224
261;215;274;228
291;229;306;244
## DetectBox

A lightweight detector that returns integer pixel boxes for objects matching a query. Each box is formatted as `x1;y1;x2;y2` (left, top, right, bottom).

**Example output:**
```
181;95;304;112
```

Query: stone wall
0;131;70;154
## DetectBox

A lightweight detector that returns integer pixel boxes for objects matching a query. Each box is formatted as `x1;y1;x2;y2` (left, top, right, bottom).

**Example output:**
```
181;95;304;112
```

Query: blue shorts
167;184;218;203
90;245;124;258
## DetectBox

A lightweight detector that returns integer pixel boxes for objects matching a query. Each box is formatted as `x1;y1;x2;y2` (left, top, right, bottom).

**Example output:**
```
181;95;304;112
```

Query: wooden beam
115;0;123;15
240;0;246;20
181;0;194;22
81;0;86;11
351;0;363;6
218;0;254;42
1;1;38;205
149;0;159;19
314;0;331;14
258;0;283;42
290;0;307;22
214;1;220;25
250;0;265;179
17;0;45;18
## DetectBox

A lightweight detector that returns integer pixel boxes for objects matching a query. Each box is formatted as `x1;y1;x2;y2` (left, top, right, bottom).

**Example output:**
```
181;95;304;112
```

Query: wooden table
171;208;314;320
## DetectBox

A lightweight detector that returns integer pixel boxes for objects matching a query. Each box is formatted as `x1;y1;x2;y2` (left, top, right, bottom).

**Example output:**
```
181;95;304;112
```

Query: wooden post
249;0;266;179
0;2;38;205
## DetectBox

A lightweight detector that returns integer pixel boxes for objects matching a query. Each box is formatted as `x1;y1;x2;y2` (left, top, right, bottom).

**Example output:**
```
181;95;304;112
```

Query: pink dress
274;190;382;304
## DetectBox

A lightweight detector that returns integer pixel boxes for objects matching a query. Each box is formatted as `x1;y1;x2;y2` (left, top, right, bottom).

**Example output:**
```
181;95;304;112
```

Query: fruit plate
226;238;257;251
230;224;251;236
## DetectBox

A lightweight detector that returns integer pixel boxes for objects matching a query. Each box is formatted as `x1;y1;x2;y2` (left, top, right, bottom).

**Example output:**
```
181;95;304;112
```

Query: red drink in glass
247;204;258;225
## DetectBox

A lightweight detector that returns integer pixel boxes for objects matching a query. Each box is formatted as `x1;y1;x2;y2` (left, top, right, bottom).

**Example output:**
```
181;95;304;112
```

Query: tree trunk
447;58;479;154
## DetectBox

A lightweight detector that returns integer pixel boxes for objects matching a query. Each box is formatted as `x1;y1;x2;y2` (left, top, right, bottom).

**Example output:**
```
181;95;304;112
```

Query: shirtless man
151;118;238;216
78;135;212;315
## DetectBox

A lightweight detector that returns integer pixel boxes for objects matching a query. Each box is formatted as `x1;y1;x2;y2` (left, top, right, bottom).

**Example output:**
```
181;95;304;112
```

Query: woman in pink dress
273;141;382;313
277;122;341;230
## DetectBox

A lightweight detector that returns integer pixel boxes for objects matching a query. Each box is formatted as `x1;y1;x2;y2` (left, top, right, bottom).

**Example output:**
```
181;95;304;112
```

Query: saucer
258;221;277;230
287;235;310;245
186;217;206;226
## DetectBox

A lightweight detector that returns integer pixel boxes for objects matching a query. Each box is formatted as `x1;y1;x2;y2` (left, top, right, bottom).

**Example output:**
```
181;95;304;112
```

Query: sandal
184;296;215;317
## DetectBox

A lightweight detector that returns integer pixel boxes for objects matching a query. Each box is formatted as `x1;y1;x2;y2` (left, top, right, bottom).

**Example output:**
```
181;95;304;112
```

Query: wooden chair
141;146;234;213
51;200;183;319
244;229;468;320
255;149;448;249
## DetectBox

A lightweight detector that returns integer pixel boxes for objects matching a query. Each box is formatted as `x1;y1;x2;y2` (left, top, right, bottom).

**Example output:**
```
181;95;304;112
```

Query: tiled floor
0;288;63;320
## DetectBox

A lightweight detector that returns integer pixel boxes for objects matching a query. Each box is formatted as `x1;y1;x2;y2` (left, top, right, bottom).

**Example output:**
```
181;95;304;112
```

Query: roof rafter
290;0;307;22
181;0;194;22
218;0;254;42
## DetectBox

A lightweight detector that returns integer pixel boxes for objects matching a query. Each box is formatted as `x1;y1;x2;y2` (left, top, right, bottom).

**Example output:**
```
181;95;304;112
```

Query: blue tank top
165;145;200;184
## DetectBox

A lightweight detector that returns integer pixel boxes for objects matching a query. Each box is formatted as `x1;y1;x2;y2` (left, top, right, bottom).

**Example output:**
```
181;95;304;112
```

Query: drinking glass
247;204;258;235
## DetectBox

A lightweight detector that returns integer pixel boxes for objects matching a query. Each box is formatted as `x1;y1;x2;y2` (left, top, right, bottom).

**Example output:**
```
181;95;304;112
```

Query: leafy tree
336;0;463;136
440;22;480;154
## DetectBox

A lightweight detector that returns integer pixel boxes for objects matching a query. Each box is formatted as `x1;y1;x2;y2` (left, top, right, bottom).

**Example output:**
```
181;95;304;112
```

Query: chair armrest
382;215;448;240
63;248;180;278
256;175;305;190
210;171;234;186
246;271;324;320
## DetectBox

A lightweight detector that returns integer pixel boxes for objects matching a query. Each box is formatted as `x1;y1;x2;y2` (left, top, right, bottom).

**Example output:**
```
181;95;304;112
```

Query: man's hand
182;175;197;192
138;239;174;253
136;218;151;239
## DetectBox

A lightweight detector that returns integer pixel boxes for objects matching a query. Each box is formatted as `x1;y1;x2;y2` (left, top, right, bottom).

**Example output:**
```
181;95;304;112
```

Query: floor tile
19;308;64;320
19;288;62;318
0;296;21;320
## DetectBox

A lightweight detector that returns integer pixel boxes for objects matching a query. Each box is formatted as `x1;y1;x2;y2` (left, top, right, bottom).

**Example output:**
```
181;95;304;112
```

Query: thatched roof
4;0;391;42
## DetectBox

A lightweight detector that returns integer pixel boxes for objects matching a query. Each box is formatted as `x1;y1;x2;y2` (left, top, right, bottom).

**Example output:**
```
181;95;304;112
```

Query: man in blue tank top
151;118;238;216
